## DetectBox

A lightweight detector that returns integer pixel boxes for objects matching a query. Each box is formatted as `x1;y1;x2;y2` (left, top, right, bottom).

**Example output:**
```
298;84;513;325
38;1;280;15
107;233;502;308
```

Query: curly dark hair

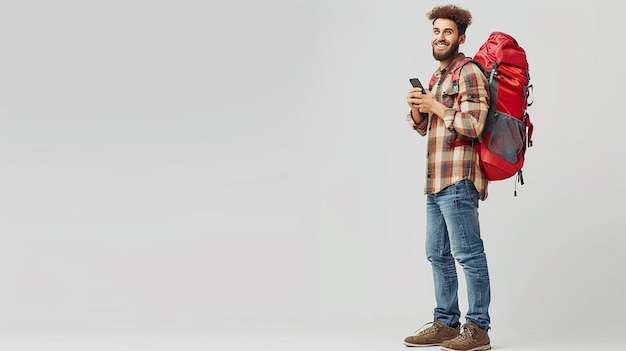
427;4;472;34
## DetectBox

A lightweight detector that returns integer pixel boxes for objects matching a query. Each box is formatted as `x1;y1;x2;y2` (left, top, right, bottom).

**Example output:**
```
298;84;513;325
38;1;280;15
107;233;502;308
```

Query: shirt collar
436;52;467;77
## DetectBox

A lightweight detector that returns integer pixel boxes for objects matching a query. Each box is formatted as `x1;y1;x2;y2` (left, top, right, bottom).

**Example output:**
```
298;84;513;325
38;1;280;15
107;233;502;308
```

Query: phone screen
409;78;424;92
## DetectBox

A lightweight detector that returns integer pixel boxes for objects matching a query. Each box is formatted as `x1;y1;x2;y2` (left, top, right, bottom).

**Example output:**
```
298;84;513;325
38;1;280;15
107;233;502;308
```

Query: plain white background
0;0;624;349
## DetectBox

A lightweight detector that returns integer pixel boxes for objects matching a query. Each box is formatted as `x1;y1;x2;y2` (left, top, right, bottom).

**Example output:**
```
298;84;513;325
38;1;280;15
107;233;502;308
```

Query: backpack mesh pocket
488;112;524;164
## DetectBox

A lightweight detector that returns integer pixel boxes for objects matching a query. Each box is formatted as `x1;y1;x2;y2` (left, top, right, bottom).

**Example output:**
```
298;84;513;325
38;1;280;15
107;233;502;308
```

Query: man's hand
407;87;446;120
407;87;426;122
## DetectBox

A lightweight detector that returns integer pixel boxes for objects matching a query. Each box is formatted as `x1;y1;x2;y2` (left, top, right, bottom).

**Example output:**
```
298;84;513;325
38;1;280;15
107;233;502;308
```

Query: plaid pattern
407;53;490;200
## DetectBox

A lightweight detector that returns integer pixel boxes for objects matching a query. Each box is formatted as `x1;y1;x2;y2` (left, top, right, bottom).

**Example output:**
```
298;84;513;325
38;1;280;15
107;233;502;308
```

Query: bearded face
432;37;460;62
430;18;464;63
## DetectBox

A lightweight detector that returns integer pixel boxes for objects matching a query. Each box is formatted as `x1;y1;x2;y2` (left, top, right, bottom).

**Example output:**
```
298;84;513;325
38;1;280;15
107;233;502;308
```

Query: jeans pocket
462;180;479;205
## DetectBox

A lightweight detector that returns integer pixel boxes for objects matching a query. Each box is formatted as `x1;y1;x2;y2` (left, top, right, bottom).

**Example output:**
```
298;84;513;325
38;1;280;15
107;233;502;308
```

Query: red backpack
431;31;534;195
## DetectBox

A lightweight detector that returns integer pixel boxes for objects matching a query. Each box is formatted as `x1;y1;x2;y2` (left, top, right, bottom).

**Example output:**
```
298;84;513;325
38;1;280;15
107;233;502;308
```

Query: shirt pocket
443;85;482;108
441;86;459;109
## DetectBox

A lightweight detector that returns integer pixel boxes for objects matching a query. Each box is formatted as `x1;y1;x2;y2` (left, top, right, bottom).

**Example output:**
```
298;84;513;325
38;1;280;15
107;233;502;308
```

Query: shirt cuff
406;113;416;129
407;112;428;130
443;108;456;130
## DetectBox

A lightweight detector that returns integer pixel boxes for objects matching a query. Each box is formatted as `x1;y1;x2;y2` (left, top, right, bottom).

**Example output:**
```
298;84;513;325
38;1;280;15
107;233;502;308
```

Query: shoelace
454;324;475;341
413;322;436;336
454;323;491;341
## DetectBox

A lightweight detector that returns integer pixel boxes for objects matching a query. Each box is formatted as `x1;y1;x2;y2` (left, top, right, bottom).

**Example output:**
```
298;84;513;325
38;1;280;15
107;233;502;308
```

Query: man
403;4;492;351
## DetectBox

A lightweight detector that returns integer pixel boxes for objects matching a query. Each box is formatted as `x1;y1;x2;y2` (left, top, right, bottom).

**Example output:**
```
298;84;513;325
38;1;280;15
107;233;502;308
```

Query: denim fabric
425;179;491;330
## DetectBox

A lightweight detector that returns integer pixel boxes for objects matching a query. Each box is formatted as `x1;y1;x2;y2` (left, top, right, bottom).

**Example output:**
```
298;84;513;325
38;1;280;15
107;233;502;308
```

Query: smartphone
409;78;425;93
409;78;429;119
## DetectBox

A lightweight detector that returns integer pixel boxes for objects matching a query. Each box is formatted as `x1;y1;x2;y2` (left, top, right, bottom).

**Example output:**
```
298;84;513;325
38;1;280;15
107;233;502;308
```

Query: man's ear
459;34;466;45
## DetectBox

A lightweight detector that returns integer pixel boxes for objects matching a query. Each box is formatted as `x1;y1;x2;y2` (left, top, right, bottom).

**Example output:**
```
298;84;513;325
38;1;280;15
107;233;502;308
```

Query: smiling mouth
435;43;448;49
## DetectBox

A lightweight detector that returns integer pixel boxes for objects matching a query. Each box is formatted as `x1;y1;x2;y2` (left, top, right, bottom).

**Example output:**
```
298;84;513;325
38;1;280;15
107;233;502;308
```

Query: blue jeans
425;179;491;330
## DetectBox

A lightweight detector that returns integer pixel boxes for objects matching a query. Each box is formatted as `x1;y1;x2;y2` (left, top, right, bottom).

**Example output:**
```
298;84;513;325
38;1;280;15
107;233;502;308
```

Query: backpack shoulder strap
428;57;477;90
447;58;488;148
450;58;487;85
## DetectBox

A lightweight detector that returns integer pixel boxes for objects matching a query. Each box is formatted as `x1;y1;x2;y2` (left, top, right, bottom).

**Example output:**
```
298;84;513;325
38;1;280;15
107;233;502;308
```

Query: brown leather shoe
404;318;460;347
440;320;491;351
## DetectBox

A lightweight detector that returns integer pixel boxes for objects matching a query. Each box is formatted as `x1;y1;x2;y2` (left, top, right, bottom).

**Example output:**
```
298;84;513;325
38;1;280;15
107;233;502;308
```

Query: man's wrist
410;110;421;124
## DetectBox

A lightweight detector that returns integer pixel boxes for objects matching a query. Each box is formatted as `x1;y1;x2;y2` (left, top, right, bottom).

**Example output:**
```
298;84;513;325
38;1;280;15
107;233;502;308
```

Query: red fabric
473;31;529;73
447;32;534;181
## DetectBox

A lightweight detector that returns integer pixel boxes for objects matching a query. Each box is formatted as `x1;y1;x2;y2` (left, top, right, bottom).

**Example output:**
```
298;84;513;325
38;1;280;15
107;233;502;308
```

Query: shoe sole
404;342;442;347
440;344;491;351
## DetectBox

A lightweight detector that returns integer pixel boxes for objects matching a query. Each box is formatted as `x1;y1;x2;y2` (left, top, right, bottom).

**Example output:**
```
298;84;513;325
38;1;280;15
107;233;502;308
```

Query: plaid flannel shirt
407;53;490;200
